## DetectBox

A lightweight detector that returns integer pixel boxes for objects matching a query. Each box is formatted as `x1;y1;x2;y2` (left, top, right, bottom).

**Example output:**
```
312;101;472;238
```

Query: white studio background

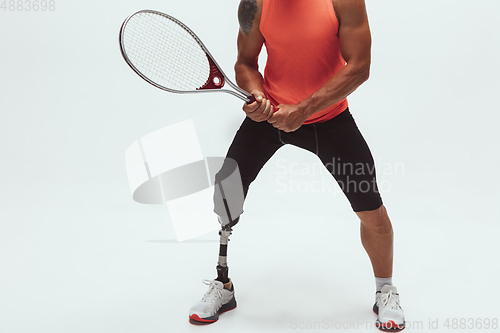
0;0;499;332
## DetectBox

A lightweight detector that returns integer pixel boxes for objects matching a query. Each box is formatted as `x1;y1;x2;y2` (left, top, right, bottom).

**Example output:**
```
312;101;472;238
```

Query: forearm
297;64;369;118
234;61;265;94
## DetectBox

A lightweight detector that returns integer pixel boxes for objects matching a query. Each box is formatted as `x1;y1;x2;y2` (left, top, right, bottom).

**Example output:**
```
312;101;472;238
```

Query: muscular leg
299;109;391;278
356;204;393;278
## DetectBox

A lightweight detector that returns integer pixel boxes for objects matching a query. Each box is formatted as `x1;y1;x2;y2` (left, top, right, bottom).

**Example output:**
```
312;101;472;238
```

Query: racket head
119;10;227;94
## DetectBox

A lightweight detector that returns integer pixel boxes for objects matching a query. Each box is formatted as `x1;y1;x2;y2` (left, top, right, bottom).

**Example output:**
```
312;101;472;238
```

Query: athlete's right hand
242;90;274;122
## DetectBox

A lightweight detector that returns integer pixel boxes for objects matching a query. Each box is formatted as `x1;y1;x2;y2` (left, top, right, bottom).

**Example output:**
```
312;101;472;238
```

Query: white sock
375;277;393;292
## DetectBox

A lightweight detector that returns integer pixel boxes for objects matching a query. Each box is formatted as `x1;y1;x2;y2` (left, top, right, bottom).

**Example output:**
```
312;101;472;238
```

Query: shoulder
238;0;263;35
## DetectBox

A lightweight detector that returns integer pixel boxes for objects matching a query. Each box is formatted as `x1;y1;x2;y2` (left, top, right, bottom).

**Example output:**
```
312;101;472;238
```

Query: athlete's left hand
267;104;309;132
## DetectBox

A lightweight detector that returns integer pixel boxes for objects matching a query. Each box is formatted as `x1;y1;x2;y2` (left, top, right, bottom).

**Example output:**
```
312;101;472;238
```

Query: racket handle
246;94;278;112
246;95;256;104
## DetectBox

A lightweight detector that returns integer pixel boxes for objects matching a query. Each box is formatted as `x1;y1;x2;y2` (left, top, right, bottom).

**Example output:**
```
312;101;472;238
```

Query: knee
357;205;391;230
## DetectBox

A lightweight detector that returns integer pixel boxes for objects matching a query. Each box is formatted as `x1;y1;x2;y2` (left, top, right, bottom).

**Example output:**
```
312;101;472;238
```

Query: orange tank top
260;0;348;124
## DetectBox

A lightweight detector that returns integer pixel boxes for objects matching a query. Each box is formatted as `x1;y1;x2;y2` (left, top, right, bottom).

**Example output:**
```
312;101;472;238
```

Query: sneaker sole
373;303;405;332
189;297;237;324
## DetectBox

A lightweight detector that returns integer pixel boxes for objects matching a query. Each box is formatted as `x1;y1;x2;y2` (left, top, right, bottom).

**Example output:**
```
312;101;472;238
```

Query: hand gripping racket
119;9;256;104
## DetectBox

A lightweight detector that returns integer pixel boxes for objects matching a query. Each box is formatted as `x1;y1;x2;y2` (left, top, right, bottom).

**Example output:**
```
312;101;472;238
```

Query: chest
260;0;339;48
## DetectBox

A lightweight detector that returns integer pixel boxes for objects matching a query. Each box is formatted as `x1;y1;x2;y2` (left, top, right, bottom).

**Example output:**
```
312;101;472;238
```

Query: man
189;0;405;331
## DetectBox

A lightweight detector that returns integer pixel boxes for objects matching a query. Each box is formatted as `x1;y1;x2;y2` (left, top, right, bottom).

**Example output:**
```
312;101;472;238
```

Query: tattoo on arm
238;0;257;35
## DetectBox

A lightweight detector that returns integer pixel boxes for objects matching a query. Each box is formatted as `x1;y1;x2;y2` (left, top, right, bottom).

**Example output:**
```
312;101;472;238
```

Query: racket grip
246;94;278;112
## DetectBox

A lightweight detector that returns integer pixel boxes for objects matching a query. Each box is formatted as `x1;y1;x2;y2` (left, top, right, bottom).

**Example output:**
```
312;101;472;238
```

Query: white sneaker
189;279;236;323
373;285;406;331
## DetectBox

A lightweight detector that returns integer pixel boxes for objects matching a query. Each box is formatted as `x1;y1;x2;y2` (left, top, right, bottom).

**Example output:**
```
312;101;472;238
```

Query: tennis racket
119;9;255;104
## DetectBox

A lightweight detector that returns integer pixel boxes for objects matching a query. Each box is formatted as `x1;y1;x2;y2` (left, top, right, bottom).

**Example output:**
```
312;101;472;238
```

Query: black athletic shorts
215;108;383;220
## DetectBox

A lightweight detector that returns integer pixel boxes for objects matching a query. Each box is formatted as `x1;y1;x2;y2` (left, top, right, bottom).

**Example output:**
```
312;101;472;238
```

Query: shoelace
380;290;400;310
201;279;223;303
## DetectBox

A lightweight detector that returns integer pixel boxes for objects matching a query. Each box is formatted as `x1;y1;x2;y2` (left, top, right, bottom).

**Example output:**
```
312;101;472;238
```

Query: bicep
236;31;264;68
335;0;372;68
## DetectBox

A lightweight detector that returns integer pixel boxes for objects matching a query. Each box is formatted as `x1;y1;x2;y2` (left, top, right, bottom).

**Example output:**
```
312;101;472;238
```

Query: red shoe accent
189;314;218;323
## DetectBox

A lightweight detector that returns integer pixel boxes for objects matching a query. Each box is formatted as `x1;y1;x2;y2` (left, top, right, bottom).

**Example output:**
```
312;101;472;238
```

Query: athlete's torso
259;0;348;124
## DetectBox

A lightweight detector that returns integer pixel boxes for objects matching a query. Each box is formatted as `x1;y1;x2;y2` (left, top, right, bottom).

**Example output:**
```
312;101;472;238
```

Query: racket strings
122;12;211;91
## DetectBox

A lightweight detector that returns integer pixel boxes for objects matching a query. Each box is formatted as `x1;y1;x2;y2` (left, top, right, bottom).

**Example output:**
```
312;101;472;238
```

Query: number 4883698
1;0;56;11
